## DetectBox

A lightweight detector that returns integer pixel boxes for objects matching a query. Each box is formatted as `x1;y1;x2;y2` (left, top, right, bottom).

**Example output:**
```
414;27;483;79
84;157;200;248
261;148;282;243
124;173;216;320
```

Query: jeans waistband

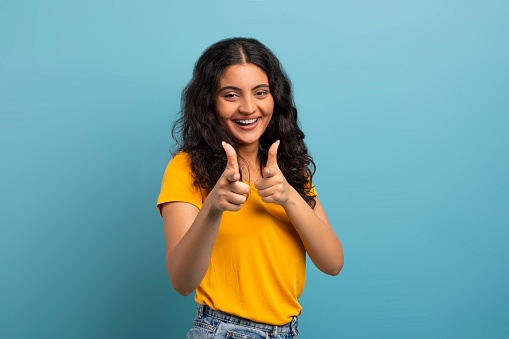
196;304;299;337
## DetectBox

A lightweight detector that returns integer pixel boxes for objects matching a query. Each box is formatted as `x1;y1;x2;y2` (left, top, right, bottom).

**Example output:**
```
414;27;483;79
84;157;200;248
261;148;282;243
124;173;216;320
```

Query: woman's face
215;63;274;149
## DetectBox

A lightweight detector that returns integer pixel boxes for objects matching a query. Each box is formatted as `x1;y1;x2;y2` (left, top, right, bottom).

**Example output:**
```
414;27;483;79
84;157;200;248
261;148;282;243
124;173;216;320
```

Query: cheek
265;96;275;113
215;113;228;130
264;101;275;117
215;109;232;132
214;107;226;124
215;100;234;119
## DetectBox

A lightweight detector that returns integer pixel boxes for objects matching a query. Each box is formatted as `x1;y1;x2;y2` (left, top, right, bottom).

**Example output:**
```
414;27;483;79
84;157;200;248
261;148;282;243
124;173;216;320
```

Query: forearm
166;198;223;296
282;188;344;276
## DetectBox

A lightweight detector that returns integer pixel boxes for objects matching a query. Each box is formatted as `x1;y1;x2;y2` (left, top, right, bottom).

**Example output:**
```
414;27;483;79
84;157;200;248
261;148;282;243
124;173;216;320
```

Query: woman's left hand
256;141;344;276
254;140;292;206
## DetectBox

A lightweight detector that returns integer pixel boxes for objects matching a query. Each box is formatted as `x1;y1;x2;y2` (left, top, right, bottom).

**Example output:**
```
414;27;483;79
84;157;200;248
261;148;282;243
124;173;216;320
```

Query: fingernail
222;141;225;146
277;140;280;145
266;169;270;175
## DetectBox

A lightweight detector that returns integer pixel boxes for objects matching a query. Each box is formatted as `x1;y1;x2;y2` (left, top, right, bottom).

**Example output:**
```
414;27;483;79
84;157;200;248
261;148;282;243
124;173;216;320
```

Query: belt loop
290;316;298;337
197;304;204;318
271;324;278;338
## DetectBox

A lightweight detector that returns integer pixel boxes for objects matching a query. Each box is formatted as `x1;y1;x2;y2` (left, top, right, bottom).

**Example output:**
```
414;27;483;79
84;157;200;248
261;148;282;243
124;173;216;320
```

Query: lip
232;117;261;131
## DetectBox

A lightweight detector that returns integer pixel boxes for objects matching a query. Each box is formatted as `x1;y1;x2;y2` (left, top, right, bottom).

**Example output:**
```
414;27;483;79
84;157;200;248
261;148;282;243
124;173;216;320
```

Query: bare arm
162;199;221;296
282;189;343;275
161;142;250;296
255;141;344;276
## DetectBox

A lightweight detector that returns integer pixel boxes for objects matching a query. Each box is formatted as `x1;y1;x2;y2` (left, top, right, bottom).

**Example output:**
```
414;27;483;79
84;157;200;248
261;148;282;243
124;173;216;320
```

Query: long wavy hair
172;37;316;208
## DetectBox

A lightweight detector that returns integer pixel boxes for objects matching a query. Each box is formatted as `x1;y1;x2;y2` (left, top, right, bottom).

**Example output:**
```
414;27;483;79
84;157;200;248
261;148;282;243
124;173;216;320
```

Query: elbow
329;261;343;276
171;281;195;296
314;248;344;276
166;256;196;296
324;256;344;276
329;244;344;276
168;271;196;296
318;261;343;276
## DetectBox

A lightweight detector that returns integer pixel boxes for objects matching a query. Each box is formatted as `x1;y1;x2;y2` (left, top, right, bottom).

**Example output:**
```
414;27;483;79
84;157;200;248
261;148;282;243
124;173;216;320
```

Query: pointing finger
263;166;277;178
225;169;239;182
232;181;251;195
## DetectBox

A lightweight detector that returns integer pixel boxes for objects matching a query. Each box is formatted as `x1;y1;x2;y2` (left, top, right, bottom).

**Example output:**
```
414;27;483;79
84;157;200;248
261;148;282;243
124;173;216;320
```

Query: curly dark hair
172;37;317;208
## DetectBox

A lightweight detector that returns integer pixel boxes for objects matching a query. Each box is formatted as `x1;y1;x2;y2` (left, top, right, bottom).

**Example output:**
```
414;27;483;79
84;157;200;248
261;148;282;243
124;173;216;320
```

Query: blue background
1;0;508;338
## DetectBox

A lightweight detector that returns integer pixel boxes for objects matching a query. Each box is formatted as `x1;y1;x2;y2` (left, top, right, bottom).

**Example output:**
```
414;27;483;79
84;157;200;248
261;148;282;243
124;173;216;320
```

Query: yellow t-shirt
157;152;315;325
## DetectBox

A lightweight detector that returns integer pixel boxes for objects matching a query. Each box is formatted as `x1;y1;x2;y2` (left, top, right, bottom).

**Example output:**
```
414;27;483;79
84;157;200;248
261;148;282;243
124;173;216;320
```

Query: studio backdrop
1;1;508;338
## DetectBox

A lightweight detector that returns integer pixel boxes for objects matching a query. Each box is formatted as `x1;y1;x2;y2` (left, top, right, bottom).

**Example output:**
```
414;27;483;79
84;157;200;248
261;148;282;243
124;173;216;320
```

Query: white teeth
236;118;258;125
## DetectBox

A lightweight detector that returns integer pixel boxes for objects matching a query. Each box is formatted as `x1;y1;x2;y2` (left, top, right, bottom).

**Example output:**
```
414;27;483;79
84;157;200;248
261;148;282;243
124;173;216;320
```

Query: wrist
281;185;299;210
203;193;224;218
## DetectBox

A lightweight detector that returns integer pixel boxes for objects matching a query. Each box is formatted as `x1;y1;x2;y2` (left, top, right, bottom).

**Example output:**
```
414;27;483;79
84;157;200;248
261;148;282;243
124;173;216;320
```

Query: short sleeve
308;184;317;196
305;176;317;197
156;152;205;217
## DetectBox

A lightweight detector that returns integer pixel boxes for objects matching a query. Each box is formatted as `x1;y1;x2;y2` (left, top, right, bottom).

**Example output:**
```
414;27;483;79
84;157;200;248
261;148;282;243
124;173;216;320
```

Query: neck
238;143;259;164
237;141;262;183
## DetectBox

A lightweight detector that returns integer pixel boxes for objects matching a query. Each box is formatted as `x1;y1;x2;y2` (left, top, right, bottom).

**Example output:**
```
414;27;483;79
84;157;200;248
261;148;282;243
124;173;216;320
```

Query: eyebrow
217;84;270;93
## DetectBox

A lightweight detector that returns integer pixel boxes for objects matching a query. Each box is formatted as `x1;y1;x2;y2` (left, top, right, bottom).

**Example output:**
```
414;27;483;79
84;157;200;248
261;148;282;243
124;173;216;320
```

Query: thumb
263;140;280;178
266;140;280;168
222;141;239;181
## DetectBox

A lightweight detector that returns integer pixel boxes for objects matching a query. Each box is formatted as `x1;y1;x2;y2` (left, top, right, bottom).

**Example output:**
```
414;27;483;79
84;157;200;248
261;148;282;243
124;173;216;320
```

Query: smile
234;117;259;126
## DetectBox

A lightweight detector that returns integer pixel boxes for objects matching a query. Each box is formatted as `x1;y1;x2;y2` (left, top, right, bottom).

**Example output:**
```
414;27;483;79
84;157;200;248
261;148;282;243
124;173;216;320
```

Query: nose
239;96;256;115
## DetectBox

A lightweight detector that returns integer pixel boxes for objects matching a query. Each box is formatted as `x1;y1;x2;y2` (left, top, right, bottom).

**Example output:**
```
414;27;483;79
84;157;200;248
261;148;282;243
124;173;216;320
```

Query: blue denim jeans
186;304;299;339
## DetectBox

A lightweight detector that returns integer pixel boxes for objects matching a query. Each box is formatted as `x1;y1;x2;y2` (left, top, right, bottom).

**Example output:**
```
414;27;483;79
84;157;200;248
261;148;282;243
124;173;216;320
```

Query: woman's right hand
209;142;251;212
163;142;250;295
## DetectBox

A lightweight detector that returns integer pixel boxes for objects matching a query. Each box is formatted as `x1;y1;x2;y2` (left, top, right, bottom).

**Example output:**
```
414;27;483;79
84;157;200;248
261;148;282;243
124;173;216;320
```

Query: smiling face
215;63;274;152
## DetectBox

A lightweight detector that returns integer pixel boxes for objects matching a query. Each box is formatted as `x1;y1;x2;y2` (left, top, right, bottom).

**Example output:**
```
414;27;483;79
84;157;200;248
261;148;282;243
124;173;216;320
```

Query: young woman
157;37;343;339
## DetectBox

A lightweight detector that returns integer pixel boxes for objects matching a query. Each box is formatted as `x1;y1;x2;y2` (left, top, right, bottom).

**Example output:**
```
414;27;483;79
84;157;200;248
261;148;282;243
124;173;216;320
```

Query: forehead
218;63;269;88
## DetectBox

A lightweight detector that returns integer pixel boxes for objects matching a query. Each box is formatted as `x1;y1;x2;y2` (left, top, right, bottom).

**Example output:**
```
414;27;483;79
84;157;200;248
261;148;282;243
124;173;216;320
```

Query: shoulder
157;151;204;214
165;151;193;174
160;151;196;186
170;151;192;166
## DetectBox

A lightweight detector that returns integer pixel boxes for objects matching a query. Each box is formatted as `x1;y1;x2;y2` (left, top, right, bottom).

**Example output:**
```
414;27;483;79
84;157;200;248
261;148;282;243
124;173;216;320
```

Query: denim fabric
186;304;299;339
